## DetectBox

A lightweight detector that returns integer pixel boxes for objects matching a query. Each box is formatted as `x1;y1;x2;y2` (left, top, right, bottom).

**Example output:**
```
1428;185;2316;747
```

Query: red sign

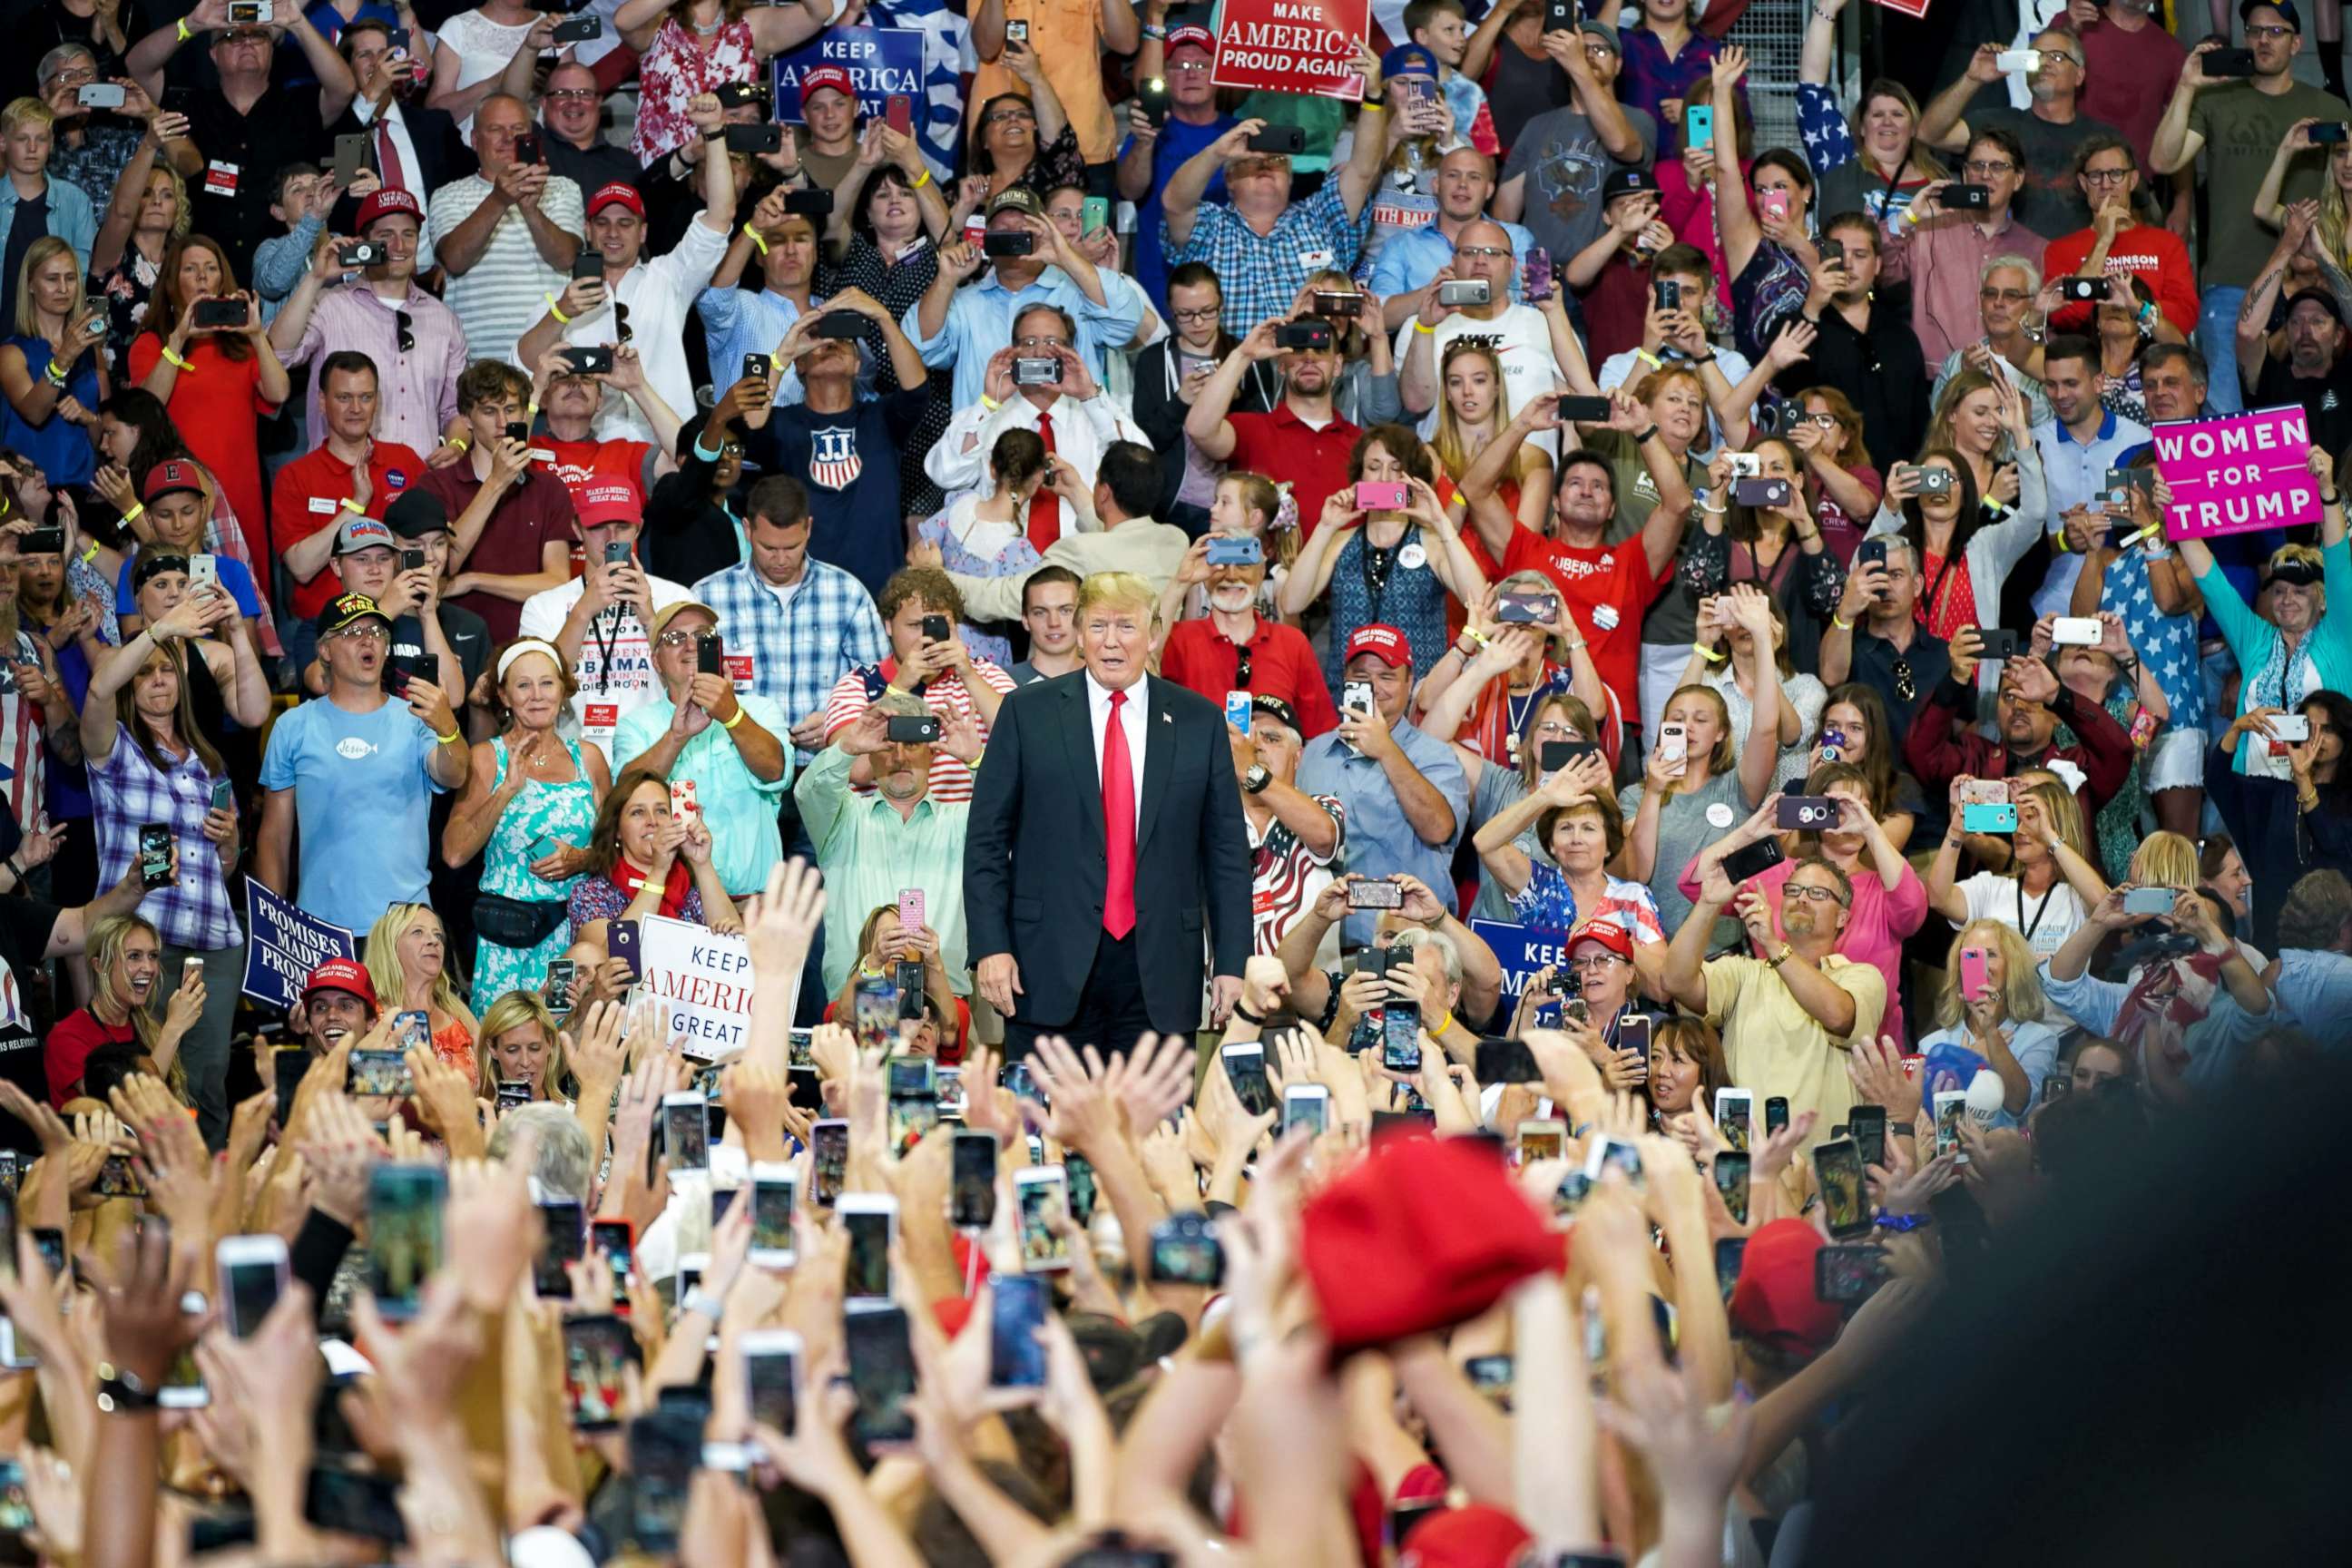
1867;0;1931;17
1211;0;1370;102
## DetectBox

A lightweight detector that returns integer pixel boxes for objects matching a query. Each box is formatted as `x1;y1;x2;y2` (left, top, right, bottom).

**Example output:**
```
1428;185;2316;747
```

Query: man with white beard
1157;531;1344;740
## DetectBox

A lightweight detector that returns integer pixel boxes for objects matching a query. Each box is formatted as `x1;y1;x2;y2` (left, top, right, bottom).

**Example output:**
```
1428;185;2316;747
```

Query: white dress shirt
559;218;731;444
1084;670;1149;831
925;390;1149;540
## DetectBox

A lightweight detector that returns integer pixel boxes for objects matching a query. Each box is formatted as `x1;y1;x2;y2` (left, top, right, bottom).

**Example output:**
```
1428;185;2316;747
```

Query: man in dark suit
325;18;475;236
966;571;1253;1057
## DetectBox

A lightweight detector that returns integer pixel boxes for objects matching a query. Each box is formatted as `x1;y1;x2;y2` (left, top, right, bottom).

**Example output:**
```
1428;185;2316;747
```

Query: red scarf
611;855;693;919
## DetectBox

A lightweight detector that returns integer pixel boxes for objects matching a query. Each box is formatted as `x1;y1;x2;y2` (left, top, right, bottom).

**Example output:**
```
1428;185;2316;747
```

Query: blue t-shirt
759;390;930;600
114;555;261;621
258;693;448;934
1122;113;1234;311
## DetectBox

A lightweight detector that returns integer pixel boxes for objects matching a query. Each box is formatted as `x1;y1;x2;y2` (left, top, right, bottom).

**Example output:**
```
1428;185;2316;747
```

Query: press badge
205;161;240;197
1297;248;1334;270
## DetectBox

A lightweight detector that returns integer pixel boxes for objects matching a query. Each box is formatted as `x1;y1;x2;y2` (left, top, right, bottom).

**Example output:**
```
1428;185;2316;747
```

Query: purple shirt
285;281;467;454
1613;24;1743;157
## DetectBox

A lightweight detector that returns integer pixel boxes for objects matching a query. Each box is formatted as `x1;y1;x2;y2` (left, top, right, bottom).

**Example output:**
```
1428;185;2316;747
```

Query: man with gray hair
1878;125;2048;366
1929;253;2053;425
489;1102;594;1203
35;44;181;208
1820;531;1953;754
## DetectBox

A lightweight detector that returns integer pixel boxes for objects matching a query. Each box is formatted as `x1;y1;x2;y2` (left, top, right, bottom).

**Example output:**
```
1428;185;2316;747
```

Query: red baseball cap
1565;919;1635;963
576;480;641;528
800;64;856;102
354;187;423;233
1395;1504;1534;1568
1730;1218;1841;1357
1166;23;1214;53
1299;1132;1561;1350
1344;622;1412;669
141;458;205;506
302;956;377;1009
585;181;644;218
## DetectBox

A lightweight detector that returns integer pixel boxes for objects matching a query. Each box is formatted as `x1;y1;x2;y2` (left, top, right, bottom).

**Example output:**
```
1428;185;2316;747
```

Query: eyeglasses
1532;719;1577;739
720;441;744;457
333;624;390;642
2081;166;2134;186
1564;953;1626;973
1785;882;1848;906
546;88;598;103
1014;334;1069;349
2246;22;2294;37
1171;305;1221;322
393;308;414;353
1167;59;1210;74
2037;49;2082;64
1231;645;1252;688
656;630;700;646
1963;159;2015;176
1455;245;1511;260
1979;287;2031;303
49;66;94;86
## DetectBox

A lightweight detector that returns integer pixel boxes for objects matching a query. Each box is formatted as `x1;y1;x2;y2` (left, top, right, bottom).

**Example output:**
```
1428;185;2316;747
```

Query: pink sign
2152;405;2320;541
1867;0;1932;17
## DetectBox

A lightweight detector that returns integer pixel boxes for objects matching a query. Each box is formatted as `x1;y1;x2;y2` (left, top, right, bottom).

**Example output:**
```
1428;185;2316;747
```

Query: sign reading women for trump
635;915;793;1061
1211;0;1371;101
2153;406;2321;540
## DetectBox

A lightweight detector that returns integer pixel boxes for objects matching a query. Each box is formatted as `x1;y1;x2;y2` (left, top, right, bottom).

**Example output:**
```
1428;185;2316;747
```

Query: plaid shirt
692;558;889;763
1167;181;1368;336
89;723;243;952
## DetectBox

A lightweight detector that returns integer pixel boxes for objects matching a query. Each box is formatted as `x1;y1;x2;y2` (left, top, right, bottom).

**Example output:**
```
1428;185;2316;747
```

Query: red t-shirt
1161;615;1342;738
270;441;431;619
1225;405;1362;544
2042;222;2200;337
1462;521;1663;723
44;1009;137;1106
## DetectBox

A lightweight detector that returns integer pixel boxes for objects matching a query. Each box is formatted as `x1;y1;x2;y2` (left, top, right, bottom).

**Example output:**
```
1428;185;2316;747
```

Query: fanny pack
474;893;570;950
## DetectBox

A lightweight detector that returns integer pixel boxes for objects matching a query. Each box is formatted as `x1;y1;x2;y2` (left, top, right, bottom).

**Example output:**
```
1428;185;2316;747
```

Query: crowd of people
0;0;2346;1562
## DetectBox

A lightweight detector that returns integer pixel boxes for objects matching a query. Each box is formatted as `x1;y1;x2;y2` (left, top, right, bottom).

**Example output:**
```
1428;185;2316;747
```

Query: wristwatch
1766;941;1795;968
1242;763;1272;794
96;1363;162;1414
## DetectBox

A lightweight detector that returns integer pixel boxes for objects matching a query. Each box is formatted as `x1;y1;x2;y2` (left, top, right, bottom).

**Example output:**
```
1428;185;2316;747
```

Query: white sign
634;914;790;1061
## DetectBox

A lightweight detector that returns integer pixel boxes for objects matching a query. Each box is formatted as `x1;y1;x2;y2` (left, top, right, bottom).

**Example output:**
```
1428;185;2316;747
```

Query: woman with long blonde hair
366;902;482;1081
1433;338;1551;537
475;991;571;1104
1916;917;2060;1124
1927;776;2106;961
0;235;107;486
41;913;203;1108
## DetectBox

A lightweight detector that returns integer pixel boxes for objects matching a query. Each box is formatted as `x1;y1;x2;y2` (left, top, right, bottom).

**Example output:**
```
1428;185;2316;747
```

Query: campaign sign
636;914;789;1061
1469;918;1571;1002
1867;0;1931;18
770;26;926;124
242;878;357;1011
2153;405;2321;540
1211;0;1371;102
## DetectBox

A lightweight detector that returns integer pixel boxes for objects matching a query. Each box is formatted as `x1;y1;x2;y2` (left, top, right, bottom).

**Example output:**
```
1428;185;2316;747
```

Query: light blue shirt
698;285;819;405
0;176;95;279
610;691;793;898
258;694;450;935
1367;218;1537;305
1297;718;1468;948
905;264;1144;409
2269;948;2352;1039
2028;408;2150;616
1914;1018;2063;1128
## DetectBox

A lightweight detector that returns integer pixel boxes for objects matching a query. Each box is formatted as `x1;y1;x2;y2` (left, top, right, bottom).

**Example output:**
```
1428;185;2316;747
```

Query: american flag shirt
1250;793;1345;959
0;631;51;830
88;722;244;951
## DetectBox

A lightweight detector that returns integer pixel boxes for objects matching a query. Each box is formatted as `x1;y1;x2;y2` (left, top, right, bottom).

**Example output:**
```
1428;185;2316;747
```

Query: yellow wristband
742;222;769;255
340;497;366;514
1692;641;1727;663
121;503;143;524
910;167;932;189
434;729;461;745
176;15;193;41
1428;1007;1453;1036
1831;614;1853;632
979;394;1000;411
544;293;572;325
160;347;191;370
446;435;469;452
1362;101;1387;113
1413;319;1436;334
78;539;98;564
720;705;746;730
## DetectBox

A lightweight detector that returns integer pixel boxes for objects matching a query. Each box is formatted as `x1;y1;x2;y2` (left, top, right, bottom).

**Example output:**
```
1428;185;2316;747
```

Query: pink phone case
898;887;924;933
1959;947;1989;1000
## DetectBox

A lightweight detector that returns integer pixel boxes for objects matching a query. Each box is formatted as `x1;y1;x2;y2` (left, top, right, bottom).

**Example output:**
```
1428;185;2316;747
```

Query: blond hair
1936;919;2049;1031
1;98;54;140
364;903;477;1039
475;990;568;1101
1077;571;1155;620
2129;830;2200;892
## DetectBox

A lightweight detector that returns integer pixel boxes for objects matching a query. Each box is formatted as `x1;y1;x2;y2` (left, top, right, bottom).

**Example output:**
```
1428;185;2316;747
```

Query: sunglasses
394;307;414;354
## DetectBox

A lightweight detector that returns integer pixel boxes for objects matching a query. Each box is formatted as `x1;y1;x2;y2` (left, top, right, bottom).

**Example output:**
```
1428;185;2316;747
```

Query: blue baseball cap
1382;43;1438;79
2241;0;2302;30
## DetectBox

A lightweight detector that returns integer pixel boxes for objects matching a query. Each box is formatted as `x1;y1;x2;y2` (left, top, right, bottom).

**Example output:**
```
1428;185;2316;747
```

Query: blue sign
769;26;926;126
241;878;357;1012
1469;918;1574;1003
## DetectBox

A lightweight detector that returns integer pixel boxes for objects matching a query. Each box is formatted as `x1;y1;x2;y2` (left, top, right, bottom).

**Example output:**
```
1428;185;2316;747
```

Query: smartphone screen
990;1273;1049;1387
1015;1171;1072;1272
367;1164;446;1320
1811;1138;1869;1239
1849;1104;1888;1169
811;1121;848;1207
562;1313;634;1429
750;1171;796;1264
951;1130;997;1229
1382;1001;1422;1073
845;1303;916;1446
1711;1151;1750;1223
843;1204;893;1298
662;1096;709;1171
743;1336;799;1434
534;1198;584;1298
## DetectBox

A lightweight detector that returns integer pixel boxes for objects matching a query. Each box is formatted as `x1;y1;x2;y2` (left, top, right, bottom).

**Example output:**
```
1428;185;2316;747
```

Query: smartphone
1517;1119;1566;1162
388;1008;428;1058
1436;278;1491;307
811;1119;849;1208
1583;1132;1643;1189
270;1045;308;1124
303;1465;406;1545
1714;1236;1747;1301
1475;1035;1540;1083
366;1163;446;1320
1713;1088;1752;1152
1221;1043;1275;1116
552;14;600;42
885;93;914;134
1712;1151;1751;1224
1147;1210;1225;1287
1848;1102;1888;1169
840;1193;897;1298
984;230;1036;258
1004;17;1030;41
1342;679;1375;720
2123;886;2179;916
1224;690;1254;734
740;1327;800;1435
76;82;127;109
543;1312;631;1431
1347;877;1404;909
2206;46;2258;77
2060;276;2110;303
990;1272;1049;1387
1282;1083;1331;1138
1776;794;1838;831
1013;1165;1072;1272
724;122;784;156
1962;802;2019;834
136;822;173;887
1494;589;1560;624
1759;188;1789;223
1274;319;1334;351
626;1408;697;1550
1246;125;1305;154
1816;1242;1891;1305
1811;1137;1870;1239
886;712;943;743
345;1047;413;1099
1355;481;1409;510
1204;534;1262;566
534;1197;584;1298
950;1129;998;1230
227;0;271;20
589;1218;633;1296
1957;945;1993;1004
846;1301;917;1446
1686;102;1714;150
2051;615;2102;647
1945;181;1992;210
748;1165;804;1279
216;1235;289;1338
1722;836;1786;884
740;351;775;389
1382;999;1423;1073
661;1091;710;1172
667;777;699;826
1995;47;2041;73
1657;720;1688;771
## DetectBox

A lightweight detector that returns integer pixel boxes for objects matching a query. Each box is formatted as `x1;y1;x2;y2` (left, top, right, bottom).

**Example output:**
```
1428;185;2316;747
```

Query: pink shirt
1677;849;1928;1047
1880;209;2049;368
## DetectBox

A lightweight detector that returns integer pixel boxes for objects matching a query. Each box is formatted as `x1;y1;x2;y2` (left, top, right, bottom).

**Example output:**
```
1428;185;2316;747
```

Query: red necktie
377;117;407;192
1102;687;1136;938
1025;408;1059;551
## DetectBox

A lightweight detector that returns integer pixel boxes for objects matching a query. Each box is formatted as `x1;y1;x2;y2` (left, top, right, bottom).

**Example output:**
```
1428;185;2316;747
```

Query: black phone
983;230;1035;258
1811;1137;1871;1239
1147;1211;1225;1287
713;81;763;110
514;132;544;167
1945;182;1992;210
505;419;531;445
1975;628;2021;661
845;1302;917;1445
784;187;834;217
337;240;385;268
886;712;942;743
1815;1242;1891;1305
534;1197;584;1298
1275;320;1334;350
812;310;867;338
1712;1150;1750;1223
1776;794;1838;831
1475;1035;1541;1083
1653;278;1681;310
2061;276;2110;302
626;1410;699;1551
136;823;173;888
951;1128;997;1229
1857;537;1888;575
558;345;613;375
2205;45;2258;77
1556;394;1613;423
271;1045;307;1125
552;15;600;42
1722;835;1785;884
398;545;426;574
740;352;774;386
1137;75;1171;123
192;298;249;329
1246;125;1305;154
1382;1000;1423;1073
2315;122;2352;144
696;632;724;676
1764;1095;1788;1135
1849;1103;1887;1169
570;250;605;282
19;525;62;555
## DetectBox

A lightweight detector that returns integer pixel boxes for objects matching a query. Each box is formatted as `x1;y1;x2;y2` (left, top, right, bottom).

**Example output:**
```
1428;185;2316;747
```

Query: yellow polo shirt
1702;952;1886;1152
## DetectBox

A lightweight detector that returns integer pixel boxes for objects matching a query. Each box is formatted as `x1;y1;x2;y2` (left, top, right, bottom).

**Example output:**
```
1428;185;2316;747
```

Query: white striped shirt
426;174;585;366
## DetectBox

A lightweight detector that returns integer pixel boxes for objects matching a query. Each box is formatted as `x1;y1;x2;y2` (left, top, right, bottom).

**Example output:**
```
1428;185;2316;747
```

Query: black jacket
1129;338;1275;529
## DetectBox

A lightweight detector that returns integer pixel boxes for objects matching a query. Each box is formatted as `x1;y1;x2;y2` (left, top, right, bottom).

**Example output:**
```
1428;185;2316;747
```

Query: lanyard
2015;876;2057;942
1356;526;1407;629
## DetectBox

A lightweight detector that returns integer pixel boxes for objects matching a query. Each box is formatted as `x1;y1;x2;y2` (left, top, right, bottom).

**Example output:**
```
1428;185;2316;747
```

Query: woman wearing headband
443;638;609;1009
